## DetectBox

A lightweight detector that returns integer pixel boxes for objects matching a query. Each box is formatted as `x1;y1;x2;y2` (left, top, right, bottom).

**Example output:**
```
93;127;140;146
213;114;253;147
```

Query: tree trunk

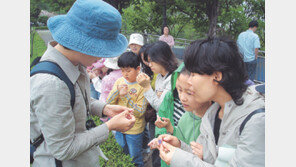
161;0;167;34
207;0;219;38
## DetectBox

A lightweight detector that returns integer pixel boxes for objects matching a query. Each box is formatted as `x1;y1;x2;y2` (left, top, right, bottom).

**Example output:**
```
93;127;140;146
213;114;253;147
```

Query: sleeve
171;148;214;167
254;35;260;49
144;79;171;111
31;75;109;161
125;87;148;117
229;113;265;167
170;36;175;46
155;92;173;137
105;79;120;105
171;113;265;167
91;77;102;93
90;98;106;117
159;35;163;41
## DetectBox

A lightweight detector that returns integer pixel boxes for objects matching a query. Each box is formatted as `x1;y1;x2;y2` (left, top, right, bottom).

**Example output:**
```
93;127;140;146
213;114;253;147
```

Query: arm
229;113;265;167
144;82;171;111
255;48;259;59
170;36;175;47
171;114;265;167
31;76;109;161
105;80;120;105
254;35;261;59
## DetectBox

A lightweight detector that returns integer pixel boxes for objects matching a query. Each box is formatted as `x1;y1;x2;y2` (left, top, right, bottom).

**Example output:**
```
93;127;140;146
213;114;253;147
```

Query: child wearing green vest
150;64;211;167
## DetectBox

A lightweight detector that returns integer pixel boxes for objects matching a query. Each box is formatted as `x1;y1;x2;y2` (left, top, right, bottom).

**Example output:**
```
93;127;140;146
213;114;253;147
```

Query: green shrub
92;116;135;167
38;16;49;26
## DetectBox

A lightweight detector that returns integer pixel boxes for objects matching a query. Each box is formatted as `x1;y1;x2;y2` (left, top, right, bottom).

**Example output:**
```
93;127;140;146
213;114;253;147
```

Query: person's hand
157;134;181;148
156;91;163;98
117;84;128;97
98;66;109;78
155;116;174;134
159;141;177;165
155;115;170;128
148;138;162;150
190;141;203;160
106;109;135;132
103;104;133;118
136;73;151;89
87;69;97;79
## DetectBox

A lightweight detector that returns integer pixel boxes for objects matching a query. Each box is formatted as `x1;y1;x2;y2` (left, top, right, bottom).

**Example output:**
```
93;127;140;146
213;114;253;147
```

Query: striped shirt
173;98;186;126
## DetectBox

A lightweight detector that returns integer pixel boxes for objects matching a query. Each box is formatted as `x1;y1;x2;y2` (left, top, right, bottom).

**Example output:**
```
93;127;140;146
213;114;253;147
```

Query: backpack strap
239;108;265;135
30;61;76;167
30;61;75;108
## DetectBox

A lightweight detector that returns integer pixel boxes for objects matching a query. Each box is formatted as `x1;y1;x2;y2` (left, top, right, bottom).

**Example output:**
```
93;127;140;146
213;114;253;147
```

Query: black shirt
213;107;221;145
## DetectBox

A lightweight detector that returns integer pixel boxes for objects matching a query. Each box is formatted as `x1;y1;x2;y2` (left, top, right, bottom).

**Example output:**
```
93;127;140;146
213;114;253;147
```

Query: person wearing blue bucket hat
30;0;136;167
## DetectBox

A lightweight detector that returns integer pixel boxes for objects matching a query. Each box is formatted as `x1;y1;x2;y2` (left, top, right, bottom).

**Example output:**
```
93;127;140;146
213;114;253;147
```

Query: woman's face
129;44;142;55
188;72;218;104
176;74;199;111
147;56;166;74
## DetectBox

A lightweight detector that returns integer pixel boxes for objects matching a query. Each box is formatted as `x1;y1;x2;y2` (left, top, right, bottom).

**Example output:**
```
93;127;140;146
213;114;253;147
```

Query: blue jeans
115;132;144;167
245;59;257;81
90;83;100;100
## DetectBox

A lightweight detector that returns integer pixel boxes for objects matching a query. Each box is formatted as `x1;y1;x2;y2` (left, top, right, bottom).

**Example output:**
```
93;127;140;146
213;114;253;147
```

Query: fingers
162;117;170;122
190;142;203;150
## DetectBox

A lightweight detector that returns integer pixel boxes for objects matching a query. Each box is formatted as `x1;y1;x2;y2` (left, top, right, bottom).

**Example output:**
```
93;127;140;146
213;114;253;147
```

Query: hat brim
48;15;128;58
104;61;120;70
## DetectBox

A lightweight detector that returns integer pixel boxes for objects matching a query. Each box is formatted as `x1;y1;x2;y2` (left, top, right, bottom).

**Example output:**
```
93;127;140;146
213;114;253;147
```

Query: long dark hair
139;44;154;78
147;41;178;75
184;37;248;105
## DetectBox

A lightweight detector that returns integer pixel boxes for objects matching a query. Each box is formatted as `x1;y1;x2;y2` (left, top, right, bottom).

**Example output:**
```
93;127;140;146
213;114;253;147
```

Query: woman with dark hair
154;37;265;167
137;41;178;167
137;41;178;111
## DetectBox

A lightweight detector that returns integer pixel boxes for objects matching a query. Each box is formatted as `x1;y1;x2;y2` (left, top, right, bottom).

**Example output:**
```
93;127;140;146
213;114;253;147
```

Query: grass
30;29;47;65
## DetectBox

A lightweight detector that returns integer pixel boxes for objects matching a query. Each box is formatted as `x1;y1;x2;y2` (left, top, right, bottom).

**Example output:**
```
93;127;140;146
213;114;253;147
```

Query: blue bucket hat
47;0;128;58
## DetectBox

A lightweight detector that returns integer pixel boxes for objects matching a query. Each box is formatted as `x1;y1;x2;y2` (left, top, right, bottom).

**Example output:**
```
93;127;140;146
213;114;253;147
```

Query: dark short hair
118;51;140;69
249;20;259;28
184;37;248;105
148;41;178;74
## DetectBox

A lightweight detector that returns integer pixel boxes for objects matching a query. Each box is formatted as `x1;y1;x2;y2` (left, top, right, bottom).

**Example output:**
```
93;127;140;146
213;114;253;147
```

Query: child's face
147;56;166;75
176;74;199;112
129;44;142;55
121;66;140;83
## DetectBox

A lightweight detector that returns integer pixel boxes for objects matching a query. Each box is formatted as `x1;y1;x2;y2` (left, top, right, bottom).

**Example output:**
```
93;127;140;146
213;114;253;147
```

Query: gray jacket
30;42;109;167
171;85;265;167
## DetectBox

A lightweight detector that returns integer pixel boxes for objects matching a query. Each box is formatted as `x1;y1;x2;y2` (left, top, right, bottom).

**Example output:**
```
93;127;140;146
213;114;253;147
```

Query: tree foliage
122;0;265;49
30;0;265;49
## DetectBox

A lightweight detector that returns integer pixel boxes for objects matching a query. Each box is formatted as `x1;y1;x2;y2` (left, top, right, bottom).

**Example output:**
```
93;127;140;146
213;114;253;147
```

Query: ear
136;66;141;72
213;71;222;83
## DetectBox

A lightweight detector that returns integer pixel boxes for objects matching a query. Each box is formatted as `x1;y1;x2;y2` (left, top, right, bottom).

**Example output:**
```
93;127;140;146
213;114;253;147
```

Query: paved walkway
36;30;53;45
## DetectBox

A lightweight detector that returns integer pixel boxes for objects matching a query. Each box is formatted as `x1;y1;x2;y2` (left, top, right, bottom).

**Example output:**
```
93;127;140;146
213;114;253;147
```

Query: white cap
128;33;144;46
104;57;120;70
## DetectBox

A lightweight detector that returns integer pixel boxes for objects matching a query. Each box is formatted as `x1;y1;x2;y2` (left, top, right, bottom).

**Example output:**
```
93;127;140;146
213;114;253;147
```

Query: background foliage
30;0;265;49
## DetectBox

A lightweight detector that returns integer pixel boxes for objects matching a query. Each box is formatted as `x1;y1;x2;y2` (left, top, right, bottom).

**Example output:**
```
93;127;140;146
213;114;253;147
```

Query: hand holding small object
117;84;128;96
136;72;151;88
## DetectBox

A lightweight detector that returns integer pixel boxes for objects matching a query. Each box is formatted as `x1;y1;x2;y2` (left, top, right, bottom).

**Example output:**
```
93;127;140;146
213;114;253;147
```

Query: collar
40;41;80;84
124;78;137;85
189;112;201;120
